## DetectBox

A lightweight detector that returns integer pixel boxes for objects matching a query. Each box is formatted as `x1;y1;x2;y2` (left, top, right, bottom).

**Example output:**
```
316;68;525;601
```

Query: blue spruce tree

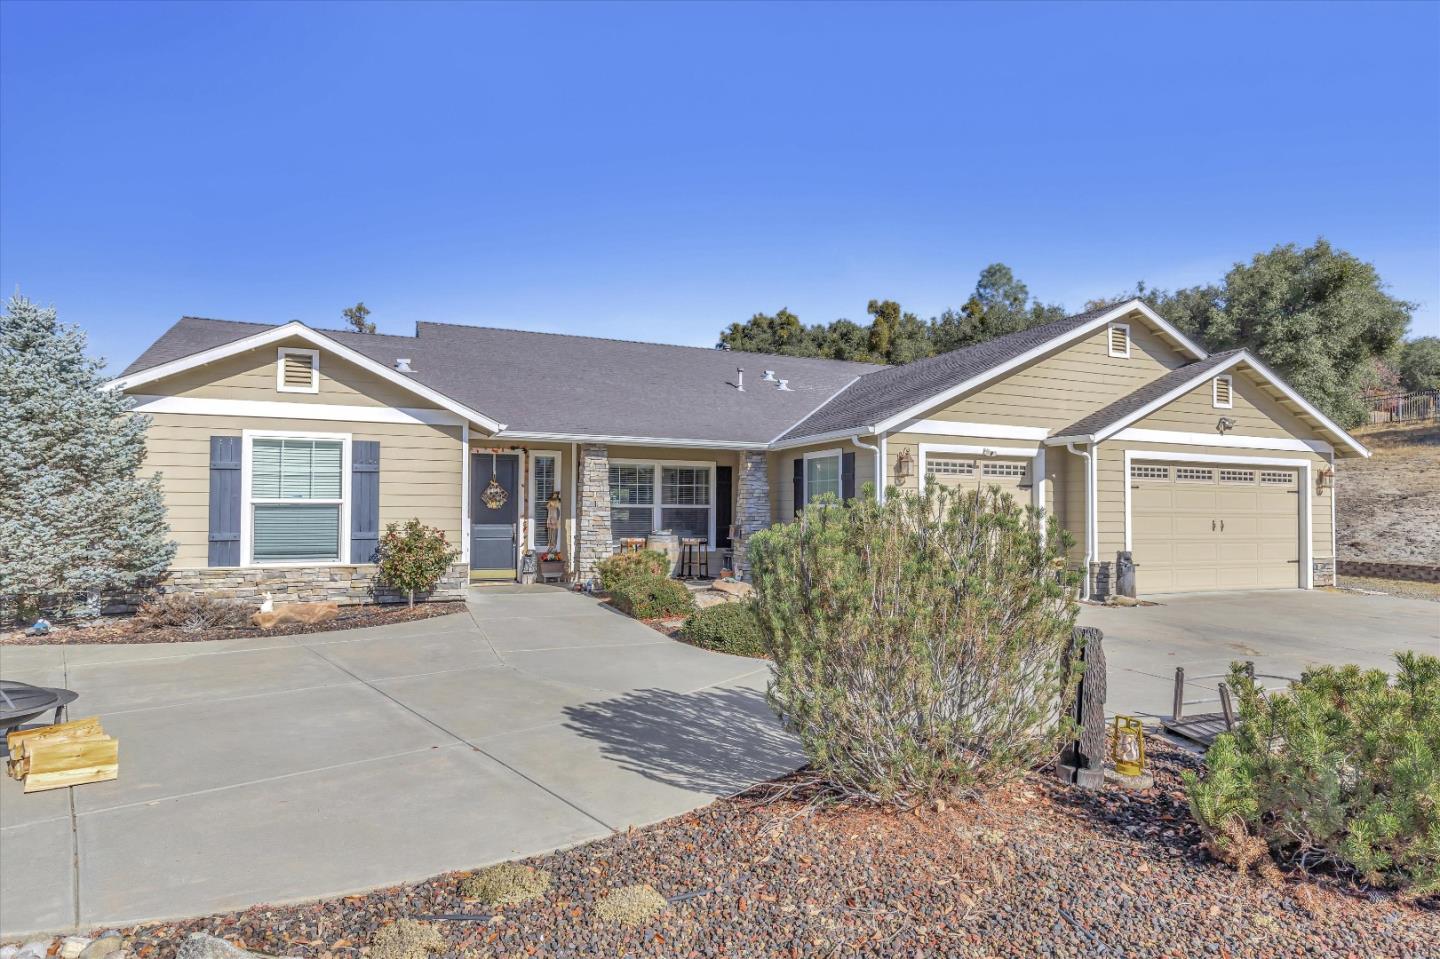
0;295;175;616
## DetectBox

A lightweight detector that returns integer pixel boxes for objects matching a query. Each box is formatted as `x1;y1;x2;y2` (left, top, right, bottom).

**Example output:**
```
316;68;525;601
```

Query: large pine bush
748;485;1080;806
1184;653;1440;898
0;296;175;614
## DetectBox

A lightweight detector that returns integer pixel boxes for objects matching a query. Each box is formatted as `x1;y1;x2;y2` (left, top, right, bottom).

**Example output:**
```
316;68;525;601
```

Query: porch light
892;448;914;484
1111;716;1146;777
1317;466;1335;493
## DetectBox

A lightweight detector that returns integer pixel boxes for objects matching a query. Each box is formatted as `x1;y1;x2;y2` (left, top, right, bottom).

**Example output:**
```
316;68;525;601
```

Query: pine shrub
681;601;766;657
608;576;694;620
1183;653;1440;898
376;519;459;607
748;484;1080;807
597;549;670;591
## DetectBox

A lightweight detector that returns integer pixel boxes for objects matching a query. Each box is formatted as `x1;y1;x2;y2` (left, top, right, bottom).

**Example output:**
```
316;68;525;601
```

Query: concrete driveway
0;587;800;938
1080;589;1440;720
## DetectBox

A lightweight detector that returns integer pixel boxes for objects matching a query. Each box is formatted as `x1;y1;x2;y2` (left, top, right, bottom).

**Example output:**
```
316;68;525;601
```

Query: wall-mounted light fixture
892;448;914;484
1217;416;1237;435
1317;466;1335;493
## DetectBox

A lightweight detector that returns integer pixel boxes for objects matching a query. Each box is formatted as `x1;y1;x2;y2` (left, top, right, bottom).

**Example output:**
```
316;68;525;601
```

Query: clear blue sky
3;1;1437;373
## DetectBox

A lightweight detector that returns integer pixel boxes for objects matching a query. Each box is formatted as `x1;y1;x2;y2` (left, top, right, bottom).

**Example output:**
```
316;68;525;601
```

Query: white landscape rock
60;938;92;959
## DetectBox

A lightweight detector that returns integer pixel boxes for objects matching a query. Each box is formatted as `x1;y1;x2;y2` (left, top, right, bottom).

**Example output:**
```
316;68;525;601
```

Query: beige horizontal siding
1131;367;1318;440
139;412;463;568
146;336;442;410
920;321;1186;430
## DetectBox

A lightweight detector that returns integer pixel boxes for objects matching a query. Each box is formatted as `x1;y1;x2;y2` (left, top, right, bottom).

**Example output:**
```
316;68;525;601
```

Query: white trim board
1121;449;1313;590
109;321;505;433
497;430;760;451
891;418;1049;441
129;395;465;426
1108;427;1332;454
869;301;1209;435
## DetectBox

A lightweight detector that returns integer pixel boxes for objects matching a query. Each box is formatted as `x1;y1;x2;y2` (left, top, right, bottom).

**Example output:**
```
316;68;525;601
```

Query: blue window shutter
841;452;856;501
208;436;242;567
350;441;380;563
792;458;804;517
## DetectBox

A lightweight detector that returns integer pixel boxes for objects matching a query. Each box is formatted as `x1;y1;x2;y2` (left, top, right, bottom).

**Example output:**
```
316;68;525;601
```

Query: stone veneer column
576;443;613;586
731;450;770;580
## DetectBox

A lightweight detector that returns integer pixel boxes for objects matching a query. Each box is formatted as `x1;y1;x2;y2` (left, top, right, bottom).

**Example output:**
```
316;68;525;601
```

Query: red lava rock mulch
0;602;467;646
110;737;1436;959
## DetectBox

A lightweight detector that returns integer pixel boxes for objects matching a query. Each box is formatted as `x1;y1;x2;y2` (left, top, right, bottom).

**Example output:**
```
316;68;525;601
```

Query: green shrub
681;601;766;657
376;519;459;607
1183;653;1440;898
748;484;1079;807
596;549;670;591
609;575;694;620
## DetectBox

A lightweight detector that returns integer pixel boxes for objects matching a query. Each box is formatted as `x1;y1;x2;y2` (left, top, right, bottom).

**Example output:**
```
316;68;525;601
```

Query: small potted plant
537;550;567;583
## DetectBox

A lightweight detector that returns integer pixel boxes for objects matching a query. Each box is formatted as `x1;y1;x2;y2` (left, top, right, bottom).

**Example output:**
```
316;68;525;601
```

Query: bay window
247;434;348;564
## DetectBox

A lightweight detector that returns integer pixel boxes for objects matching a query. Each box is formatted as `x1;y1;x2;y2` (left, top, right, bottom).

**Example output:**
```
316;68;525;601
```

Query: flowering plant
538;551;565;562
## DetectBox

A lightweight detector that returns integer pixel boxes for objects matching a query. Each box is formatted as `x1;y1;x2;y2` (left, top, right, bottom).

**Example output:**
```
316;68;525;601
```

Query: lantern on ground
1111;715;1146;777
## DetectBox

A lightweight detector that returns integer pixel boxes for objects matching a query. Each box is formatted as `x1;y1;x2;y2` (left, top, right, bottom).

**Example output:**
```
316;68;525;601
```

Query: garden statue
545;490;563;552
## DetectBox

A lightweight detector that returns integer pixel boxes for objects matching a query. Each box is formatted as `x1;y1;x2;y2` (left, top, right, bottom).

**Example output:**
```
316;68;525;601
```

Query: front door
471;452;519;580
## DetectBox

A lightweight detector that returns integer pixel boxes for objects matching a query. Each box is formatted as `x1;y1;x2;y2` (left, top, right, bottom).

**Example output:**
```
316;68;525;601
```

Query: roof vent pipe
762;370;777;382
395;358;413;372
777;379;792;391
736;368;745;392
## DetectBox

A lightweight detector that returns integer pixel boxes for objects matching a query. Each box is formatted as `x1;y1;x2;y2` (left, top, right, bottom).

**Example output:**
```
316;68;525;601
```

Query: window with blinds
532;455;557;549
609;464;655;542
1107;323;1130;358
277;348;319;393
250;437;343;563
660;466;712;540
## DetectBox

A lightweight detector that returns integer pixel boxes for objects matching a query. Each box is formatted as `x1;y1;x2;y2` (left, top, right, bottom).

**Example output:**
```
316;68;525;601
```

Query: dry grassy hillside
1337;422;1440;564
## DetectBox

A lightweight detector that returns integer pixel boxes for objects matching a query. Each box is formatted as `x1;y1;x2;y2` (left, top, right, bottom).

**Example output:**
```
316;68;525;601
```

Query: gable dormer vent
276;347;319;393
1107;323;1131;358
1213;374;1233;409
395;358;413;372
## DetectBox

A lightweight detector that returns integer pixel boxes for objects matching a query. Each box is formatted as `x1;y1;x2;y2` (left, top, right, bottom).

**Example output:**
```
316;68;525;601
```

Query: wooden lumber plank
22;737;118;793
7;717;103;753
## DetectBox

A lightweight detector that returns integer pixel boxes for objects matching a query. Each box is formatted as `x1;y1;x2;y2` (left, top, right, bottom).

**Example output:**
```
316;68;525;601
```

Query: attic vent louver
395;358;413;372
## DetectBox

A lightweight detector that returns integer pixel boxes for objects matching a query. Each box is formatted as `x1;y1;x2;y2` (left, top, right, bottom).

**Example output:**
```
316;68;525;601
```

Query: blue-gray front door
471;452;519;579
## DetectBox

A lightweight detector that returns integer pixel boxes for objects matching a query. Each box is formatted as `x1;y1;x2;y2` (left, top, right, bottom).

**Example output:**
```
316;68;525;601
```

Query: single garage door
1131;462;1300;593
925;454;1032;500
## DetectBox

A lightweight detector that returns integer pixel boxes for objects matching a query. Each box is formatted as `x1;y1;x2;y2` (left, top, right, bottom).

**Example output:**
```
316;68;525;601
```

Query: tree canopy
718;240;1418;429
343;301;375;334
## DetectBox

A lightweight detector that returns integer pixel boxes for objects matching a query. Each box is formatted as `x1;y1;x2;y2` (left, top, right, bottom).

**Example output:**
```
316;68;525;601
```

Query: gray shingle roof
775;305;1125;442
122;317;881;445
1052;350;1243;439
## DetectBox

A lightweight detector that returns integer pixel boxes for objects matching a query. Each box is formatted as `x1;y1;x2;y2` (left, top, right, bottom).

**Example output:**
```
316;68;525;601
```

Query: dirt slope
1337;422;1440;564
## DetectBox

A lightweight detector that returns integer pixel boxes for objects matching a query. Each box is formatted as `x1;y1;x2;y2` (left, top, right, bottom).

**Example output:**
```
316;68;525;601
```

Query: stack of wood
6;717;118;792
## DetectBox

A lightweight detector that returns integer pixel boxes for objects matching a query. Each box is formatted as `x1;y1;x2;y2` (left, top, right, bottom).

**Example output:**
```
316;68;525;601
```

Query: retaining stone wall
1336;559;1440;583
150;562;470;608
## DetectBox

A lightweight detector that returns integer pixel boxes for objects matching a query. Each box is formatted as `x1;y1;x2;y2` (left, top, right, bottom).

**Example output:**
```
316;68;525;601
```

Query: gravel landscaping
93;736;1436;959
0;601;467;646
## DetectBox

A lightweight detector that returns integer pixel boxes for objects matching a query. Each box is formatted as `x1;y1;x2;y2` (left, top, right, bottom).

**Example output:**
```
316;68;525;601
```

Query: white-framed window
803;449;842;505
530;452;559;549
1212;374;1233;409
277;347;320;393
1107;323;1131;358
243;430;350;565
609;459;715;544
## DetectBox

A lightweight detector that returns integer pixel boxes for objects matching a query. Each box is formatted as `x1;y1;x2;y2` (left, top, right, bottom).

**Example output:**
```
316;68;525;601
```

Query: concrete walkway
0;588;801;938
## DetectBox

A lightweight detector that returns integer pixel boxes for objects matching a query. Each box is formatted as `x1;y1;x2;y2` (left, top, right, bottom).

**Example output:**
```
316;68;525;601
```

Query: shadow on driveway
562;685;803;794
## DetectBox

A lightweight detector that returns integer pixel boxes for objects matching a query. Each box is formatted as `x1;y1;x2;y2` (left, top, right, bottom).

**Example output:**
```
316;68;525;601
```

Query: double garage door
1131;462;1301;593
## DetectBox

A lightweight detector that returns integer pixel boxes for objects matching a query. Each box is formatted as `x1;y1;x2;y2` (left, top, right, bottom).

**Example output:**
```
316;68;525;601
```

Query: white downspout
850;435;882;502
1066;441;1094;600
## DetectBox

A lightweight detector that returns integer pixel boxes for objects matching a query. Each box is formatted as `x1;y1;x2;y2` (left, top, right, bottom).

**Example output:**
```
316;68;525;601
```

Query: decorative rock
78;935;125;959
1104;767;1155;791
710;578;755;599
59;938;91;959
15;942;52;959
175;933;261;959
0;945;18;959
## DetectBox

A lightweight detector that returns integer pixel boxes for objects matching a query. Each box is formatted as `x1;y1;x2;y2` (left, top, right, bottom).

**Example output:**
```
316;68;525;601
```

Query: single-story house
109;299;1368;603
